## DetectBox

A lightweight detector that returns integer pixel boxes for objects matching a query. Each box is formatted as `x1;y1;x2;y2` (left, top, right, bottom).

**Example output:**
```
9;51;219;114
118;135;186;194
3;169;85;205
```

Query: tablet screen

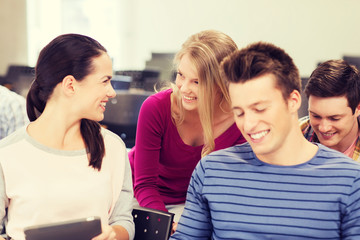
24;216;101;240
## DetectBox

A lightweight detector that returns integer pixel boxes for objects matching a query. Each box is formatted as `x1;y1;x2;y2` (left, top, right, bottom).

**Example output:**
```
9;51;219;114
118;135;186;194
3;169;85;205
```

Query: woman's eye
176;72;185;80
233;111;244;118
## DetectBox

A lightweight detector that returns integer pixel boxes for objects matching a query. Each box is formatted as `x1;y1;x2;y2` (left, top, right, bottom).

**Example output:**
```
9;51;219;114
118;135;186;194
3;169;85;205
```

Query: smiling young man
170;42;360;240
300;59;360;162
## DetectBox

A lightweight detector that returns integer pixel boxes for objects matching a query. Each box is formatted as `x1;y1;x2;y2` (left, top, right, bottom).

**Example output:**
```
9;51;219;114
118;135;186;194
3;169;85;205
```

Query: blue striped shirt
170;143;360;240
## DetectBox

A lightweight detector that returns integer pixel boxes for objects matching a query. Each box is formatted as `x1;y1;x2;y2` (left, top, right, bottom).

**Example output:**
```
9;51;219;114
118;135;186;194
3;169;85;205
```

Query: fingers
171;222;178;235
91;224;116;240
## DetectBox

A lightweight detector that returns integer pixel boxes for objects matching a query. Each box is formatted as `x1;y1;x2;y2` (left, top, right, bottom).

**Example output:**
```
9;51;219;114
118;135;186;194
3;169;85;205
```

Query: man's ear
288;89;302;113
61;75;76;96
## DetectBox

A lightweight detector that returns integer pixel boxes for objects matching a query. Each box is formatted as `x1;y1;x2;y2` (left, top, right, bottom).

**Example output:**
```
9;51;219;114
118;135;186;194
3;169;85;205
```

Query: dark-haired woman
0;34;134;240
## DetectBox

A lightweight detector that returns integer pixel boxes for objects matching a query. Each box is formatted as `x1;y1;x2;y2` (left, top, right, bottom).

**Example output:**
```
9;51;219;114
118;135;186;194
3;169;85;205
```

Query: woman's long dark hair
27;33;107;170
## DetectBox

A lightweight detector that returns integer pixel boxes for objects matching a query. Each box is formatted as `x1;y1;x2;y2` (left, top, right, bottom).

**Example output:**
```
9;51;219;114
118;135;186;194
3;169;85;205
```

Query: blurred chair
2;65;35;98
100;90;153;148
132;206;174;240
343;55;360;71
111;75;132;90
115;70;160;92
298;77;309;118
0;75;5;85
145;52;176;82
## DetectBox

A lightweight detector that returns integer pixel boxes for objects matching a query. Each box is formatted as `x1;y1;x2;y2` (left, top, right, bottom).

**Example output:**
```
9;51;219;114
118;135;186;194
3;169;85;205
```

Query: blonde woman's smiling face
175;53;200;112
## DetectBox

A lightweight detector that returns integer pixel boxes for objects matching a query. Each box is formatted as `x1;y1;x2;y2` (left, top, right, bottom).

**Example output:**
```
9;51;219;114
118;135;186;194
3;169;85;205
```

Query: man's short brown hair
221;41;301;101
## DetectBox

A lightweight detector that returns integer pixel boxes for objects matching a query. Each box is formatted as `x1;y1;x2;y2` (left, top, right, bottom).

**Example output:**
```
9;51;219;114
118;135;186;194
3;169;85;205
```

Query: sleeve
0;164;9;235
170;159;212;240
132;93;168;212
108;150;135;240
0;89;28;140
5;91;29;137
341;170;360;239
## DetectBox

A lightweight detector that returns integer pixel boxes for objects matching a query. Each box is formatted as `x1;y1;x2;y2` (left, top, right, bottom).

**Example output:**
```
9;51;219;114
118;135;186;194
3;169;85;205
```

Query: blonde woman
128;30;246;223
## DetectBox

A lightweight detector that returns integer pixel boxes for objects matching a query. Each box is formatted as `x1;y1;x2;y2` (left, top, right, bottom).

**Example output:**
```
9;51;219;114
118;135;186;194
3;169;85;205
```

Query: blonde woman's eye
233;110;244;118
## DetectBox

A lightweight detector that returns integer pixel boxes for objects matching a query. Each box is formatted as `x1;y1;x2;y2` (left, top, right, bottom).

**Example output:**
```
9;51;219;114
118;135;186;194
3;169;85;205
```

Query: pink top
128;89;246;212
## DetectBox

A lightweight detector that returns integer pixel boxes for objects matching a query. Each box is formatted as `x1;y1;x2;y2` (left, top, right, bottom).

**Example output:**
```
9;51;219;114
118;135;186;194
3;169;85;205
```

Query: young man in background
300;59;360;162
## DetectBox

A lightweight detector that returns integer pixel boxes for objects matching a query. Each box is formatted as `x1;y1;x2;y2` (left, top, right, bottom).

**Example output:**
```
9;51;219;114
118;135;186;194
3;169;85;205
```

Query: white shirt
0;126;134;240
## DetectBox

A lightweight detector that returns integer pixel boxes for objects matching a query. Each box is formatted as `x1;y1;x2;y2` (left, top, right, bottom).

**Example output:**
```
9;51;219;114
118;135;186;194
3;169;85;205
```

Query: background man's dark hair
304;59;360;113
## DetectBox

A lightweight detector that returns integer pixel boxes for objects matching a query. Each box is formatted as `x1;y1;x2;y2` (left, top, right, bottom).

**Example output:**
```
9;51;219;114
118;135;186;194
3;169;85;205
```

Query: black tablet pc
24;216;101;240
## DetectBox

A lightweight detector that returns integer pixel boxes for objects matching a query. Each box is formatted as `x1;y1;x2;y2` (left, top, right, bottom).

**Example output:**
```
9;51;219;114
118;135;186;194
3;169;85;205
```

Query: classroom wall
125;0;360;77
0;0;28;75
1;0;360;78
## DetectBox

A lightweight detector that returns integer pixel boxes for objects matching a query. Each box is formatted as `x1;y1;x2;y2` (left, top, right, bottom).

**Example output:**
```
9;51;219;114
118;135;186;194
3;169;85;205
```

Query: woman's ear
287;89;302;113
61;75;76;96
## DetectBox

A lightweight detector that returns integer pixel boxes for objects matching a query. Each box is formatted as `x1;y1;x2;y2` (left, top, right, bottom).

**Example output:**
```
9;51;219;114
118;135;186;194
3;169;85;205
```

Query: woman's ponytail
26;80;46;121
81;119;105;170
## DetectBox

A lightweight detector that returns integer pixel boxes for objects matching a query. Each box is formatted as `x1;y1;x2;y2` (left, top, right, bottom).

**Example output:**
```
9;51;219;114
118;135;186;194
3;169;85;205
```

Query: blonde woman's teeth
184;96;196;100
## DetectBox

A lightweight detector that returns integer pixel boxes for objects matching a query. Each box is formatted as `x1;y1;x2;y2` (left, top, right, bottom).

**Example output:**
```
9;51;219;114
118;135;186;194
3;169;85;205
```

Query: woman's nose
108;84;116;98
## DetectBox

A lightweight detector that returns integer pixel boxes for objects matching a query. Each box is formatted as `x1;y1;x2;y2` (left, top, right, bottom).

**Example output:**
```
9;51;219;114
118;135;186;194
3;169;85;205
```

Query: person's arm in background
0;165;9;239
132;92;169;212
170;159;212;240
0;86;29;140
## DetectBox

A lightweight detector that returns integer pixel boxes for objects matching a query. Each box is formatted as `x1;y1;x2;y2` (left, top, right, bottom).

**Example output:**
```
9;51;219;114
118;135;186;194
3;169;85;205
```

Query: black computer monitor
100;90;153;148
111;75;132;90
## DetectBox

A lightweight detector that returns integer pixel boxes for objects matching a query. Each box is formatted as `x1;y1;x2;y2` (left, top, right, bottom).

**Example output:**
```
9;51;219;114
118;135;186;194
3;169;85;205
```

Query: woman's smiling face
175;53;200;112
75;53;116;122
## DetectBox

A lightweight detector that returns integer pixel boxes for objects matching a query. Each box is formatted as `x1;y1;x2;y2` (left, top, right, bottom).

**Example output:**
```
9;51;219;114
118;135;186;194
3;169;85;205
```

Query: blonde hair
171;30;238;157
